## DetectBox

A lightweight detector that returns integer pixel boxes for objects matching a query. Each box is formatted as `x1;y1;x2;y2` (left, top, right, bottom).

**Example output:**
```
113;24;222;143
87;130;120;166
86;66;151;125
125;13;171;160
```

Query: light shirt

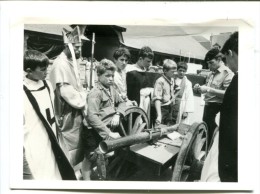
204;63;234;104
114;69;127;98
125;64;145;73
153;75;175;105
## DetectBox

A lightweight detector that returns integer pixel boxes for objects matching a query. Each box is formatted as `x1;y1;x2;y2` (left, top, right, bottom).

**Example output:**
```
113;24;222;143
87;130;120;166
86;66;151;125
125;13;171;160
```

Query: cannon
95;106;208;182
99;124;179;154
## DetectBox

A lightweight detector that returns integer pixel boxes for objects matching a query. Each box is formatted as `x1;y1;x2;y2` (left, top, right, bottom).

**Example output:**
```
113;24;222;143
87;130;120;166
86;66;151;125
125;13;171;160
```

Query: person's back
218;31;238;182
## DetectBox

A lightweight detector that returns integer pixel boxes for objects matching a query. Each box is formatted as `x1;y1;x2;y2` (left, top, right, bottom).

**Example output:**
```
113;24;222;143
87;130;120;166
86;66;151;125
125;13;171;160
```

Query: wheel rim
107;106;149;179
172;122;208;182
119;106;149;136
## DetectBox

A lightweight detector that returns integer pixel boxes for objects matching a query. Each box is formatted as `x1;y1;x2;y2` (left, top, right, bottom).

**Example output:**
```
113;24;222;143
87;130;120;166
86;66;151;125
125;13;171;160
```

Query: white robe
175;76;194;125
23;77;62;180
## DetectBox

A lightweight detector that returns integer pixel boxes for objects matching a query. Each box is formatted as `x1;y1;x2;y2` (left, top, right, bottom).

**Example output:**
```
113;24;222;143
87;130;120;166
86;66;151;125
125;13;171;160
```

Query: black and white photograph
1;1;260;194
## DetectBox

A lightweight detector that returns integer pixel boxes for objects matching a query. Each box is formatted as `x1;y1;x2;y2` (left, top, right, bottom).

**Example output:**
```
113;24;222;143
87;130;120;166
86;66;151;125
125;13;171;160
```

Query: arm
201;86;226;98
153;79;163;124
59;83;86;109
87;91;111;139
199;71;234;98
154;100;162;124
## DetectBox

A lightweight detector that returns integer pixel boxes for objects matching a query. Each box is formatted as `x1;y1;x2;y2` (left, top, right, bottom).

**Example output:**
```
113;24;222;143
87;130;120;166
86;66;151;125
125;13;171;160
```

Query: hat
204;48;223;62
62;26;89;44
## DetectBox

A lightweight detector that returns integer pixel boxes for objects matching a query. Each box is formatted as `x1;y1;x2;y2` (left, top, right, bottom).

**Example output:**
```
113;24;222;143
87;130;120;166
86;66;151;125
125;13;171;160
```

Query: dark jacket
218;73;238;182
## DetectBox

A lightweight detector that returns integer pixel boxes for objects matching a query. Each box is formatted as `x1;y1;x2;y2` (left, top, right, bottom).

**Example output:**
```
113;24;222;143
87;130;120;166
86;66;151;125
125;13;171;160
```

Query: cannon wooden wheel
171;122;208;182
107;106;149;179
118;106;149;136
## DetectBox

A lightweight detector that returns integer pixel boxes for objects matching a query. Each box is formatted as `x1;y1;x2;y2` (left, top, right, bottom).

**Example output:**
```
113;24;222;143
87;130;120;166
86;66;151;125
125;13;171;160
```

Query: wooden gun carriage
90;71;209;181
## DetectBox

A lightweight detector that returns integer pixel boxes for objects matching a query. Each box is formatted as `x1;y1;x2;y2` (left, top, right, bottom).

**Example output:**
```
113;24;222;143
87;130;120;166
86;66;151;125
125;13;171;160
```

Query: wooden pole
89;33;95;89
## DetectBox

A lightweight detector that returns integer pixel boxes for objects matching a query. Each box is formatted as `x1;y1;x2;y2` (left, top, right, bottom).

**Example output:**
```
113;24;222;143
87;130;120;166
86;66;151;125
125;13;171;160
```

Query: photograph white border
1;1;260;193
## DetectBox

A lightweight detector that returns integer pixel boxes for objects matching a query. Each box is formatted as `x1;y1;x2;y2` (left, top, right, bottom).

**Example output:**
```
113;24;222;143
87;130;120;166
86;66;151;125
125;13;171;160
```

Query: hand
108;132;121;139
193;84;200;93
155;115;162;125
131;100;138;106
198;85;209;94
182;112;188;119
110;114;120;129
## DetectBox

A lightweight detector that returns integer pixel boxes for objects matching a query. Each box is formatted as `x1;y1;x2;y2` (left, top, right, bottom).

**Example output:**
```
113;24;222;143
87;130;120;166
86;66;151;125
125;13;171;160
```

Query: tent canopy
122;26;209;60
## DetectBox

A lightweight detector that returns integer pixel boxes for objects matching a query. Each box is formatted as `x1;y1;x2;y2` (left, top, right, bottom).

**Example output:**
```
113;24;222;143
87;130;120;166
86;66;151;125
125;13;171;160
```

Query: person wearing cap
200;32;238;182
194;48;234;147
48;26;89;176
172;62;194;125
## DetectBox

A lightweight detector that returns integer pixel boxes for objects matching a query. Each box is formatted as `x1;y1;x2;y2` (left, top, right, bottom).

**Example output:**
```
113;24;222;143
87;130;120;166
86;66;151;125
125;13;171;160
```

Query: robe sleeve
184;81;194;113
59;84;86;109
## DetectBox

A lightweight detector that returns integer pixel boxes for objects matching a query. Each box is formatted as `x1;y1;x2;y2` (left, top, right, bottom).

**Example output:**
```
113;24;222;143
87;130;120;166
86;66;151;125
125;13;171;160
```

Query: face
27;66;48;81
225;50;238;73
141;57;153;70
164;66;177;79
99;70;115;88
207;58;220;71
115;55;128;71
72;43;82;59
177;67;187;79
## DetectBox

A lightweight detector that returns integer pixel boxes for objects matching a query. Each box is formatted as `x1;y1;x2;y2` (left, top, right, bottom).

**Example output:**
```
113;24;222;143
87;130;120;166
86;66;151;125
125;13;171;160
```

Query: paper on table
167;131;182;141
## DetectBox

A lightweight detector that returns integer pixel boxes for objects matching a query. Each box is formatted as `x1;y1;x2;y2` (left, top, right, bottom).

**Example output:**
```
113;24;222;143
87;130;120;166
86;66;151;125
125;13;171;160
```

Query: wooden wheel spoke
172;122;208;182
136;122;147;134
107;156;122;173
114;156;126;178
131;115;142;135
119;122;127;136
128;113;133;135
108;106;149;180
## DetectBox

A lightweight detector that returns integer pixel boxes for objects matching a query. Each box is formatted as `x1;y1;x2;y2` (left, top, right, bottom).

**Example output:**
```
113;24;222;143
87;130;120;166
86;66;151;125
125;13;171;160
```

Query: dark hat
204;48;223;62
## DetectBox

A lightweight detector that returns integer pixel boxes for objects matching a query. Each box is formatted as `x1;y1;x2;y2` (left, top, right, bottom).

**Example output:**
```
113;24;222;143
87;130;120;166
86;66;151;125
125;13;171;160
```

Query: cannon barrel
99;124;179;153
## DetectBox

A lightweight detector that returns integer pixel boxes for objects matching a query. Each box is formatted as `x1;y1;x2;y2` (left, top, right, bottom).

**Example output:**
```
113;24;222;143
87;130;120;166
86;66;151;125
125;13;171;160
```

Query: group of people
23;25;238;182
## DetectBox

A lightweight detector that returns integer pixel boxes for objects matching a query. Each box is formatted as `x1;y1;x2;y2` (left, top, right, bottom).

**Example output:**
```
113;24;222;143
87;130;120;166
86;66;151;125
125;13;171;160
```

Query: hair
138;46;154;59
204;48;224;62
177;61;188;71
221;31;238;55
96;58;116;76
113;47;131;60
23;50;49;71
162;59;177;72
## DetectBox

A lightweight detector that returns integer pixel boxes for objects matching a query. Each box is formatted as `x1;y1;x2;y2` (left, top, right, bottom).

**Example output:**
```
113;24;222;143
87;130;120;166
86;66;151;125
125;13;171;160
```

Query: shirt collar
162;74;173;85
214;61;225;74
97;82;111;91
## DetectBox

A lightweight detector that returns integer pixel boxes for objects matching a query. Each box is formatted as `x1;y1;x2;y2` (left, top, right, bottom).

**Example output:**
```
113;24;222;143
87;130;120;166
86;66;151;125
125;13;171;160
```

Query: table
118;137;182;176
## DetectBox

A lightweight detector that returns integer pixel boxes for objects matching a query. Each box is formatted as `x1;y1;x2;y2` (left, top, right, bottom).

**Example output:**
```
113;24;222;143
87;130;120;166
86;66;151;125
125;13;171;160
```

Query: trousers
202;102;221;147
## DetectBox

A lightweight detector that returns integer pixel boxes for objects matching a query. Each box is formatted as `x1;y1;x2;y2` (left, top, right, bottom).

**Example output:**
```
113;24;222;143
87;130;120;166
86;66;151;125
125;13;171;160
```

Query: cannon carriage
88;71;209;182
